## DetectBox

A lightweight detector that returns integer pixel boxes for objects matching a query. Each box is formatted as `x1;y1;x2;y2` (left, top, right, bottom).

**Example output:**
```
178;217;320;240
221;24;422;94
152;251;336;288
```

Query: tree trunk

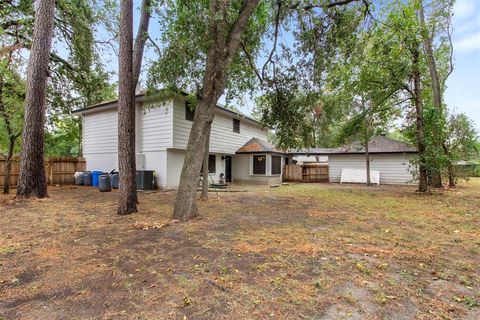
365;140;371;186
172;0;259;222
16;0;55;198
173;93;216;221
133;0;151;89
418;1;443;188
412;48;428;193
117;0;138;215
201;126;211;201
3;136;16;194
447;164;455;188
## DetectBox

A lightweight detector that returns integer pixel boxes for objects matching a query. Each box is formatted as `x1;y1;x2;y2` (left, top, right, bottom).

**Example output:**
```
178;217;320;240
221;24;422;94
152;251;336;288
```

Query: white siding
172;97;268;154
141;101;173;151
328;154;416;185
83;109;118;154
83;109;118;171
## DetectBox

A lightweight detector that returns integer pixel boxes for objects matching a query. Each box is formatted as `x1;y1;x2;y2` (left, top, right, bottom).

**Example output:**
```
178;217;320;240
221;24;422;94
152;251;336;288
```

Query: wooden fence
283;164;329;182
0;156;86;187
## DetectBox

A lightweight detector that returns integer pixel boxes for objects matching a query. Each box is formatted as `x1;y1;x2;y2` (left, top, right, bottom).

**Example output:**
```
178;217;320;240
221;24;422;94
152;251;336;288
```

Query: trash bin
83;171;92;186
110;172;119;189
74;172;84;185
99;174;112;192
91;171;103;187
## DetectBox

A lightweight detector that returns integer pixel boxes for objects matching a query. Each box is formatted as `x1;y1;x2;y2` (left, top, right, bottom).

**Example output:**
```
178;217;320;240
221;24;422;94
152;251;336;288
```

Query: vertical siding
172;97;268;154
328;154;416;185
141;100;173;151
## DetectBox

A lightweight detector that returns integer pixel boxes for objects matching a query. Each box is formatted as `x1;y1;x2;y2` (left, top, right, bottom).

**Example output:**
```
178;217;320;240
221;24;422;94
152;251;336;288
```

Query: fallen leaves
130;220;169;231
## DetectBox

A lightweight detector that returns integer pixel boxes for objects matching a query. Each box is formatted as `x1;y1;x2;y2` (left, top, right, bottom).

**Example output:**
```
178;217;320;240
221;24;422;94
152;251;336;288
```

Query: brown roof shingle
236;137;286;154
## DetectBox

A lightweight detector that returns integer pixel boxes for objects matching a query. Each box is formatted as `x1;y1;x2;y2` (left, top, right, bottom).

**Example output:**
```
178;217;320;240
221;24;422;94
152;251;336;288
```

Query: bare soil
1;180;479;319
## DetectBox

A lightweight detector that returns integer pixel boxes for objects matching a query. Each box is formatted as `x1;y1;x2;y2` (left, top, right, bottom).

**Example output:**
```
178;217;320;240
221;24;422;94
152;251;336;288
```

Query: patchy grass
0;179;479;319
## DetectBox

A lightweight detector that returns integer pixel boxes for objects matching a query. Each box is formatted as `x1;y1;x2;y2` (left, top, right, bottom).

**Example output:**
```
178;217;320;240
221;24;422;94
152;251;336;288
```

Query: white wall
141;101;173;152
143;150;167;188
172;97;268;154
328;153;416;185
166;149;227;188
83;109;118;171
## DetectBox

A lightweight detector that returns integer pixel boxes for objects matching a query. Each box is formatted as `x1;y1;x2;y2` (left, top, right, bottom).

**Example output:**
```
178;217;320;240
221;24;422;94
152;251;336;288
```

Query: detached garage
290;136;418;185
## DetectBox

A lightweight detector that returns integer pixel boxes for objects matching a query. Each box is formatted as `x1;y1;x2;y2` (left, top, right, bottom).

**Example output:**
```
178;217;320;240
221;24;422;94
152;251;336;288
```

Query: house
289;136;418;185
73;92;288;189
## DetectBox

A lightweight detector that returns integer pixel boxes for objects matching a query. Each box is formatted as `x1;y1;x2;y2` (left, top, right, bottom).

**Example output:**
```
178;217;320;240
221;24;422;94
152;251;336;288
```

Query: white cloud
455;30;480;52
454;13;480;35
454;0;478;20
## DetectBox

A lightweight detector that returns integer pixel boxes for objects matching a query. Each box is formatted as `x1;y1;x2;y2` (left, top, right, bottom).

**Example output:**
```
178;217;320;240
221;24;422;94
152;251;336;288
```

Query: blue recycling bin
91;171;103;187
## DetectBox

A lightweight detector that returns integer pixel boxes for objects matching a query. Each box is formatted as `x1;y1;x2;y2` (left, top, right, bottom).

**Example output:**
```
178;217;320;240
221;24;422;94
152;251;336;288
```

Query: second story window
233;118;240;133
185;102;195;121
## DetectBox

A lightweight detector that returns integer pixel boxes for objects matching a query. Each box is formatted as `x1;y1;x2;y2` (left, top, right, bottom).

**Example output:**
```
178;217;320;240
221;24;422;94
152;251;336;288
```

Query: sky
96;0;479;130
444;0;480;130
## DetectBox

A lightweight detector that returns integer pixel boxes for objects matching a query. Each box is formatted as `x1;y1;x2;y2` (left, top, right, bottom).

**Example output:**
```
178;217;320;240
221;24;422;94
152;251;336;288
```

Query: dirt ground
1;180;479;320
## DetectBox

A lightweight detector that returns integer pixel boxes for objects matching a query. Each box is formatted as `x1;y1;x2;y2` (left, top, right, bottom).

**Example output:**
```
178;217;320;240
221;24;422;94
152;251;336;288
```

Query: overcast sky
97;0;479;130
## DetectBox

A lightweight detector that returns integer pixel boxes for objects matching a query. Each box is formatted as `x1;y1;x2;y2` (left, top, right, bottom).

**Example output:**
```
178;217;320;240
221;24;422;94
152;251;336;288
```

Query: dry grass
0;179;479;319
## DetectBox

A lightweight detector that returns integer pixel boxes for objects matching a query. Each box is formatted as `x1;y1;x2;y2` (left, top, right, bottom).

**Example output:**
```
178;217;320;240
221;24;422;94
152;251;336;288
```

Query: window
185;102;195;121
201;154;216;173
253;155;266;175
285;157;289;165
233;118;240;133
271;155;281;175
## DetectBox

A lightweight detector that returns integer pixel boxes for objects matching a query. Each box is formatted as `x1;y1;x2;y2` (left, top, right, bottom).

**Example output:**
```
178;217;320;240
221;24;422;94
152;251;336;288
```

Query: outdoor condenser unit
136;170;154;190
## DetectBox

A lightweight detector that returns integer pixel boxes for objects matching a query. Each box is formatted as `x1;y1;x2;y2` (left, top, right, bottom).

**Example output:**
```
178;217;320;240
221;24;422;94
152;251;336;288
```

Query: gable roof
72;90;264;127
289;136;417;155
236;137;286;154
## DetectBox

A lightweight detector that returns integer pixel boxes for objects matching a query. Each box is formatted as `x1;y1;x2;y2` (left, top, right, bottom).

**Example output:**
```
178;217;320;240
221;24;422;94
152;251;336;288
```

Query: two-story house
73;92;287;189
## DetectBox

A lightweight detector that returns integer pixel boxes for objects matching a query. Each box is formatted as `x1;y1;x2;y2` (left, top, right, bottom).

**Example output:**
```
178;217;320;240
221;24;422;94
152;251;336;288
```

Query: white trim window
252;154;266;175
271;155;281;175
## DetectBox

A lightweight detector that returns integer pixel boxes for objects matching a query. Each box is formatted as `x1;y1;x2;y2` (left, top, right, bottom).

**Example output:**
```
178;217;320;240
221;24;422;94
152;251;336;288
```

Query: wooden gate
283;164;329;182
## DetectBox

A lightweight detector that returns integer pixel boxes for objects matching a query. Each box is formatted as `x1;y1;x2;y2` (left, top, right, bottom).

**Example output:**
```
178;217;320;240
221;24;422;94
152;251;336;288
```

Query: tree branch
261;1;281;80
240;41;263;84
225;0;261;60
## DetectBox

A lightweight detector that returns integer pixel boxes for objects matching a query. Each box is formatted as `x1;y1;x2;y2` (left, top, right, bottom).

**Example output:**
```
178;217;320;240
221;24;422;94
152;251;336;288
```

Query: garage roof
289;136;417;155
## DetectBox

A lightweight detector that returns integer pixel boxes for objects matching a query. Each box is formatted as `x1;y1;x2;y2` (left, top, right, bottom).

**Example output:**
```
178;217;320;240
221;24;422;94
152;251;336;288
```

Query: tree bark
16;0;55;198
172;0;260;221
447;164;455;188
365;139;371;186
418;1;443;188
117;0;138;215
412;48;428;193
133;0;151;89
201;126;211;201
